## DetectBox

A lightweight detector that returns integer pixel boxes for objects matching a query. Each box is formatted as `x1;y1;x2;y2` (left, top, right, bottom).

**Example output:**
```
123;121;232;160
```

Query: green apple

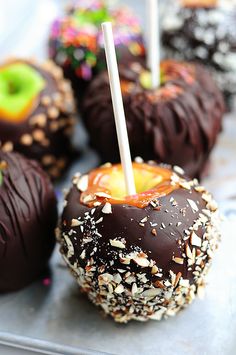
73;6;111;27
139;70;164;90
0;62;45;121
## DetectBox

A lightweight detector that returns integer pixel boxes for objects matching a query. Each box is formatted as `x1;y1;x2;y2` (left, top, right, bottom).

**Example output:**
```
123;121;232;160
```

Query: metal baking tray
0;0;236;353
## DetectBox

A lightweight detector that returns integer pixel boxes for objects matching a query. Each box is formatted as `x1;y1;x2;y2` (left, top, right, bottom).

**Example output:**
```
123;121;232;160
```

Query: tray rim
0;331;111;355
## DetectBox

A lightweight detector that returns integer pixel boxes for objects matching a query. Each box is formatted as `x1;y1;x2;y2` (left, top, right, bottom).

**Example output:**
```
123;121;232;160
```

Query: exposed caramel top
120;60;195;102
80;163;179;208
181;0;217;8
0;98;39;123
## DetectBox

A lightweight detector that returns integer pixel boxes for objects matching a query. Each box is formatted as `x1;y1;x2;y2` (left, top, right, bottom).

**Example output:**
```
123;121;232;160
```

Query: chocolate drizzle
0;151;57;292
83;61;224;178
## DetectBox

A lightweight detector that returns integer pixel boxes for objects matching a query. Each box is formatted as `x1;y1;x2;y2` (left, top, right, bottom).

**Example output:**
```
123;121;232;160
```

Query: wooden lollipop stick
101;22;136;196
147;0;160;89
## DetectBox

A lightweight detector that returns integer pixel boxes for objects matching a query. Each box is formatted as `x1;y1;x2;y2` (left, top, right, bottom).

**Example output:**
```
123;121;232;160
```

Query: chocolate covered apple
59;160;220;322
49;0;145;103
0;58;75;179
0;151;57;292
162;0;236;109
83;60;224;178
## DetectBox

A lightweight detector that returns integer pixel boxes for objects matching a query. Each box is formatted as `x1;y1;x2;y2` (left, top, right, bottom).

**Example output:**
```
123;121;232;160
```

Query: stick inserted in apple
101;22;136;196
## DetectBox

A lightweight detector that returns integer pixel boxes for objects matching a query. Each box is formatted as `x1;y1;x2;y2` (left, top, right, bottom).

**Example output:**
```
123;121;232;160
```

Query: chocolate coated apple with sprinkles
0;58;75;179
58;159;220;323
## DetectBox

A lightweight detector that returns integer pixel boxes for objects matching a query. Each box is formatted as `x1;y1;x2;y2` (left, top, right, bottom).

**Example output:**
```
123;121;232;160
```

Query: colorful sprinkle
49;0;145;80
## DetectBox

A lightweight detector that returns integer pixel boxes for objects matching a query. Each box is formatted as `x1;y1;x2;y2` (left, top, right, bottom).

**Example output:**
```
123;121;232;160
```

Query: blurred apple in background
0;0;147;62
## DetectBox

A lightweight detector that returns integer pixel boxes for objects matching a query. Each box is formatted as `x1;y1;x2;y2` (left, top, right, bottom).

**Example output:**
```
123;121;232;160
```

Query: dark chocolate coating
59;164;220;322
0;59;75;179
82;61;224;178
62;182;206;283
162;3;236;109
0;151;57;292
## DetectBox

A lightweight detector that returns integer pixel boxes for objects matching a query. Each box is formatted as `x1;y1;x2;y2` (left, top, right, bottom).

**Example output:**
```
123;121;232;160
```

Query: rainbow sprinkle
49;0;145;81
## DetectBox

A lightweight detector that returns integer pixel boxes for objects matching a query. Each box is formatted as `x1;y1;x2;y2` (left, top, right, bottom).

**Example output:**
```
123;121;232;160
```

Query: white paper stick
101;22;136;196
147;0;160;89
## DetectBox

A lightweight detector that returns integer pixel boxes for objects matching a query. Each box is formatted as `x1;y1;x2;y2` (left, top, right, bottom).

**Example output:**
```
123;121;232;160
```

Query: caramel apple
82;60;224;178
0;58;75;179
0;151;57;292
48;0;145;105
58;160;220;323
162;0;236;109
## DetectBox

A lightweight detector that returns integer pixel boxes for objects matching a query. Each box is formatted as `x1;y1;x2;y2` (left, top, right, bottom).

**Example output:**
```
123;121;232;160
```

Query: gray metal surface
0;1;236;354
0;331;107;355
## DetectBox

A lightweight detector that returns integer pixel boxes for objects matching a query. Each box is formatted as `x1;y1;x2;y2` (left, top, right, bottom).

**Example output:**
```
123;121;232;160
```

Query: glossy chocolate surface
0;151;57;292
61;163;210;280
62;183;206;281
